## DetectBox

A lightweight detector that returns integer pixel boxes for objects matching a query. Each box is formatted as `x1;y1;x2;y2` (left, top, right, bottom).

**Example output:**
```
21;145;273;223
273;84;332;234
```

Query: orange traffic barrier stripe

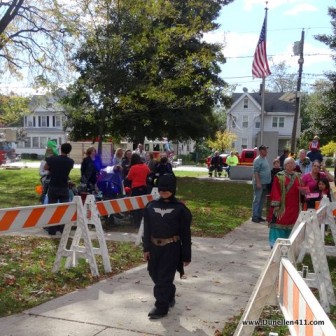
23;207;45;228
48;205;70;225
0;210;20;231
96;195;154;217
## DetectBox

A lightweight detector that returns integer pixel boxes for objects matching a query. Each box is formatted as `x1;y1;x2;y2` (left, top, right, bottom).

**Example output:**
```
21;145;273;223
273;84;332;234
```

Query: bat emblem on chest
153;208;174;217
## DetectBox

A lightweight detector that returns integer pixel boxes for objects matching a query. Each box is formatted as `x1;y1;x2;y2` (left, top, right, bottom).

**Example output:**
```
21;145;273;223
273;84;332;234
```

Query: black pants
148;242;180;313
209;165;222;176
131;185;148;227
46;186;69;235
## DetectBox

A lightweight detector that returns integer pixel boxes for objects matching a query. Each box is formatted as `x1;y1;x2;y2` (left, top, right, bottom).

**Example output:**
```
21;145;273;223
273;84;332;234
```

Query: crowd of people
251;136;335;248
39;142;177;233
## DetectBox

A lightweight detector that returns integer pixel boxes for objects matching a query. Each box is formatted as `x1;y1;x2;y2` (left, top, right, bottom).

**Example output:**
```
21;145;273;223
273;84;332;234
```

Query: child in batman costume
143;174;192;319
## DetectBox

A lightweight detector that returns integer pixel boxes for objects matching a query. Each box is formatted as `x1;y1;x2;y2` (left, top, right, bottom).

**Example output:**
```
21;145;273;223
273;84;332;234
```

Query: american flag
252;16;271;78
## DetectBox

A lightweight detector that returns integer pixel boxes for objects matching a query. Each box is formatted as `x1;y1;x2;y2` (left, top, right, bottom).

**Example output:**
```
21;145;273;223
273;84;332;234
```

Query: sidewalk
1;220;270;336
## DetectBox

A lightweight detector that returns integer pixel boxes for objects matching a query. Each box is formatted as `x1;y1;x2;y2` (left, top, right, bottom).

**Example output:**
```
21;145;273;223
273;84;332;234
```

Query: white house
16;93;68;156
226;91;300;156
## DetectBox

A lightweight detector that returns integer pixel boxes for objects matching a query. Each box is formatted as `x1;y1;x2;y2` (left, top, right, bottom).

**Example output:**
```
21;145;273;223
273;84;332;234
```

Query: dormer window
243;97;248;108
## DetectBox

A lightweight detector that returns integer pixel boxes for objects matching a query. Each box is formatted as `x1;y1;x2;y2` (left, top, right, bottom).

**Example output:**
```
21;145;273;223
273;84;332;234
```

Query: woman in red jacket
127;153;150;227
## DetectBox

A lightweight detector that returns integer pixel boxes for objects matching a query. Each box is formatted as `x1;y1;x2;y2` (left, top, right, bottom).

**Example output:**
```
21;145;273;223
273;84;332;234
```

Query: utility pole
291;29;305;153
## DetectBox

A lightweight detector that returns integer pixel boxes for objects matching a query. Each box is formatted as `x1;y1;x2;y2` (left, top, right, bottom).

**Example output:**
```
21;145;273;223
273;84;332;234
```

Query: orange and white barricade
0;201;77;233
0;196;103;276
233;203;336;336
278;258;336;336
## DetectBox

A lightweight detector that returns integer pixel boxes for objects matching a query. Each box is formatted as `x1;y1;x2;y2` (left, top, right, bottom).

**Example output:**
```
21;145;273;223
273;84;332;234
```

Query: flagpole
260;79;265;145
260;4;268;146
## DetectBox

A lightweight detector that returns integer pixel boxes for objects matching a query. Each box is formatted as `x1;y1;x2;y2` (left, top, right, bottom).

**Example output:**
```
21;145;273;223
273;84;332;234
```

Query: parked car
239;148;257;165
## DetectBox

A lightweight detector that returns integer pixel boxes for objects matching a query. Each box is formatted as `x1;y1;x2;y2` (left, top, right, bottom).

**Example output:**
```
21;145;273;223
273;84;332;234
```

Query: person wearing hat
252;145;271;223
39;140;59;204
143;174;192;319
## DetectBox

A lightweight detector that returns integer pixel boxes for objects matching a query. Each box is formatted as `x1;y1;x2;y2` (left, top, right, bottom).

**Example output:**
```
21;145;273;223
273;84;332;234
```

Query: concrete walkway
1;220;270;336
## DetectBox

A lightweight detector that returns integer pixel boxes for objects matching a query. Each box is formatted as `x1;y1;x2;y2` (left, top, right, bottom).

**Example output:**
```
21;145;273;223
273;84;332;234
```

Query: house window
25;138;31;148
40;137;48;149
279;117;284;128
243;97;248;108
272;117;278;128
32;137;39;148
242;138;247;149
41;116;48;127
242;116;248;128
255;121;260;129
55;116;61;127
26;116;33;127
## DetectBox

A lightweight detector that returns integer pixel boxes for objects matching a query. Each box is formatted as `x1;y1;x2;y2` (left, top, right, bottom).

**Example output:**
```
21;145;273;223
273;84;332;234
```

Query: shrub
21;153;30;160
21;153;39;160
325;157;333;167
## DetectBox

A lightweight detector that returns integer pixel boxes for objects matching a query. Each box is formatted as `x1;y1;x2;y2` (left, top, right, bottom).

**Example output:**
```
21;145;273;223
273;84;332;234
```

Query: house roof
29;92;65;113
232;92;295;113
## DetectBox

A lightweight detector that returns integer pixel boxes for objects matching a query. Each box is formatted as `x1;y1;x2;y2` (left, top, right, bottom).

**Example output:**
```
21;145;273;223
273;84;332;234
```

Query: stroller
96;166;129;228
96;166;123;200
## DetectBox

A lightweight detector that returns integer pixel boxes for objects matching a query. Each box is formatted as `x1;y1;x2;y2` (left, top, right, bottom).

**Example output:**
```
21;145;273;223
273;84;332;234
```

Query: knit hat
157;174;176;194
46;140;58;156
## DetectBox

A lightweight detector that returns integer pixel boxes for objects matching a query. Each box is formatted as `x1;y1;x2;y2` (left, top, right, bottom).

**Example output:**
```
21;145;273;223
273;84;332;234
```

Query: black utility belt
151;235;180;246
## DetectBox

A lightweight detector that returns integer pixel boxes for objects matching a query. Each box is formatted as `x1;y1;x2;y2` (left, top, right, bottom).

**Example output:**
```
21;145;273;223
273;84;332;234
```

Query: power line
224;53;333;60
223;73;327;80
224;26;331;34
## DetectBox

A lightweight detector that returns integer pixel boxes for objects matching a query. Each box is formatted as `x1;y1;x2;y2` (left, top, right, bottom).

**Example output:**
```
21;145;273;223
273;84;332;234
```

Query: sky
0;0;334;96
204;0;335;93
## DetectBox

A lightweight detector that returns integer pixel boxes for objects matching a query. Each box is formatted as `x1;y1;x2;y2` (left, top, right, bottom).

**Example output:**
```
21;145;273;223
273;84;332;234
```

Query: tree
309;6;336;142
320;141;336;156
266;61;297;92
298;79;333;148
0;94;30;126
63;0;233;152
207;130;237;152
0;1;80;82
